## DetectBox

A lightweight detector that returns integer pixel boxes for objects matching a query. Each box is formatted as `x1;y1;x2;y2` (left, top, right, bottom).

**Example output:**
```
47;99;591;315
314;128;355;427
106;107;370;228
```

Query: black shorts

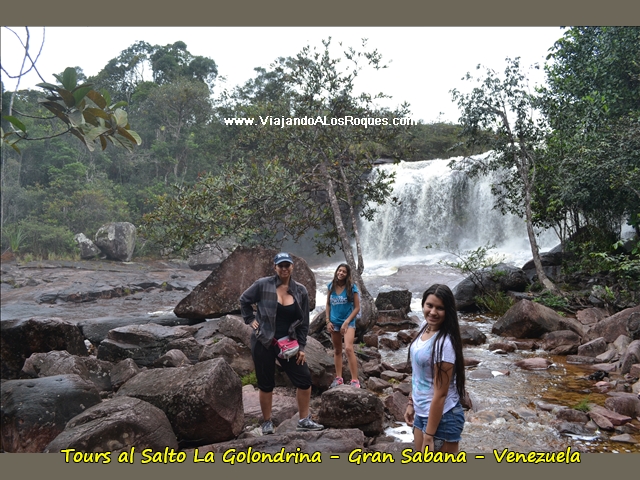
251;340;312;392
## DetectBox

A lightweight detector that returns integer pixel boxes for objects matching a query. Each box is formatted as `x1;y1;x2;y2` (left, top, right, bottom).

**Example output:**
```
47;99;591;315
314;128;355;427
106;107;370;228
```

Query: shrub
241;371;257;387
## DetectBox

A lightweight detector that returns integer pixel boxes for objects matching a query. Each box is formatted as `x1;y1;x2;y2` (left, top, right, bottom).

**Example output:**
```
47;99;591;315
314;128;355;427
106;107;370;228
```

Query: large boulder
94;222;136;262
620;340;640;375
116;358;243;445
1;374;102;452
318;386;385;436
174;246;316;319
192;428;366;454
453;264;529;311
521;244;563;282
540;330;581;355
492;299;583;339
187;242;235;271
21;350;113;392
44;396;178;454
375;290;412;314
1;317;88;379
74;233;101;259
587;305;640;342
97;323;201;366
460;324;487;345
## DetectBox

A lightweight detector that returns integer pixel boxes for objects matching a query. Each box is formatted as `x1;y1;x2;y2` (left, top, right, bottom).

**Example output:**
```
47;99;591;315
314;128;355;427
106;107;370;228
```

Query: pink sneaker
329;377;344;388
350;379;361;388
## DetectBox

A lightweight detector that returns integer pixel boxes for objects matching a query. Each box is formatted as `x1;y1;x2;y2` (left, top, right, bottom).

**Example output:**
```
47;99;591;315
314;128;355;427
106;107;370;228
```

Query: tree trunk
338;163;365;275
320;161;378;336
524;187;558;293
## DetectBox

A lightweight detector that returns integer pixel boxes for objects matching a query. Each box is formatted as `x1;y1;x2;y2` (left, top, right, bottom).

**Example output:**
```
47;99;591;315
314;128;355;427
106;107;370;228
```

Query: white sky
1;26;564;123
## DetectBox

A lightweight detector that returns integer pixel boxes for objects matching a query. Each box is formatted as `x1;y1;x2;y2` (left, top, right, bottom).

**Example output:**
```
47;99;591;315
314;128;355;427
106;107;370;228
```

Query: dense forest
1;27;638;297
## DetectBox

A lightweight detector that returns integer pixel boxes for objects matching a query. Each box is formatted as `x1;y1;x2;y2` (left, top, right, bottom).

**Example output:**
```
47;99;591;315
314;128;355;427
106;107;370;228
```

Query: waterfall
359;155;559;267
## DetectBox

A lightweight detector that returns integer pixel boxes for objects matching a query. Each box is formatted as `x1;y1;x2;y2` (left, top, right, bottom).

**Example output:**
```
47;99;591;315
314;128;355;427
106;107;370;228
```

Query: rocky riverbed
2;257;639;454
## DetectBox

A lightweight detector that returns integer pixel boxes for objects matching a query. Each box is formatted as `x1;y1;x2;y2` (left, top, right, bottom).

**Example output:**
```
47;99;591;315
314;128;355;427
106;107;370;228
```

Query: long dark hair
329;263;354;303
408;284;466;399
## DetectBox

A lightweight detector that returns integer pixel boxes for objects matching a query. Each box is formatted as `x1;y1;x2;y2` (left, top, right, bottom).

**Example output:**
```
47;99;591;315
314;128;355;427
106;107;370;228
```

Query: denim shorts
413;403;465;443
330;318;356;329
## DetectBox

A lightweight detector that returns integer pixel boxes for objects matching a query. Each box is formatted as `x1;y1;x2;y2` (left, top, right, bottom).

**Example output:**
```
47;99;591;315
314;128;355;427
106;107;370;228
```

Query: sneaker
297;415;324;431
261;419;274;435
350;379;361;388
329;377;344;388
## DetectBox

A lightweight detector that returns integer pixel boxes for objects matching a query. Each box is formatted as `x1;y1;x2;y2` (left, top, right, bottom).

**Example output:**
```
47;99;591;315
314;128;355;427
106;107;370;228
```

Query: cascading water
359;155;559;267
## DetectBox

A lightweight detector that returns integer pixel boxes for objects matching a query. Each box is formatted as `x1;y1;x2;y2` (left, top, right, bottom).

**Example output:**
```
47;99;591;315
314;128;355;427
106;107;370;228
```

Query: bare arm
422;361;454;451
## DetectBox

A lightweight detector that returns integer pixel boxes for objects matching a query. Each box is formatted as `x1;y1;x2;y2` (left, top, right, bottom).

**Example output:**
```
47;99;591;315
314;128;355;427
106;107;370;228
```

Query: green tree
144;39;412;333
451;57;558;292
539;27;640;242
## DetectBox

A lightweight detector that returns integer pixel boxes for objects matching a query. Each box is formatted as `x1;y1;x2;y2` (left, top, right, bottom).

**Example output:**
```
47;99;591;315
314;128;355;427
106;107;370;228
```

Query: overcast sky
1;26;565;123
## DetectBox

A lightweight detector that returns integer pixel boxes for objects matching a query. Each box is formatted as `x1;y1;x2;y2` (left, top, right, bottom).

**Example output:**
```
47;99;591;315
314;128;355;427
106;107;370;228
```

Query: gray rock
1;317;88;379
74;233;101;259
94;222;136;262
116;358;243;445
319;386;385;436
44;396;178;453
587;305;640;342
460;324;487;345
174;246;316;319
453;264;529;311
1;374;102;452
577;337;608;357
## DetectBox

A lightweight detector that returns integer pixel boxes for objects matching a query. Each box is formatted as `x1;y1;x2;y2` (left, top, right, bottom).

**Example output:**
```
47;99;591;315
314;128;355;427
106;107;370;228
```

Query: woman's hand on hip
296;351;306;365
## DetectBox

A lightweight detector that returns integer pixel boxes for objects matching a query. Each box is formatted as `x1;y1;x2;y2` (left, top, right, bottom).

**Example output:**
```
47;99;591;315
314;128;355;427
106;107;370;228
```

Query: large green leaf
36;82;61;91
72;86;93;106
116;126;141;146
86;90;107;109
113;109;129;128
85;125;110;143
3;116;27;133
61;67;78;91
68;110;84;128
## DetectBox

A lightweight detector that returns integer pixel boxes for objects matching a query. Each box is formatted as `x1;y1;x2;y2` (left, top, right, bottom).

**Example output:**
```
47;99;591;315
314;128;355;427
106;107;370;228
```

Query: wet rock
609;433;638;444
366;376;391;392
453;264;529;311
110;358;141;390
363;333;379;348
589;404;632;426
319;386;385;436
577;337;608;357
362;360;384;378
79;314;201;344
380;370;405;382
620;339;640;375
117;358;243;445
376;312;420;330
541;330;581;355
187;243;234;271
154;349;192;367
556;408;589;423
242;386;298;428
174;246;316;319
604;393;640;418
21;350;90;379
566;355;598;364
74;233;101;259
493;299;582;339
467;369;495;380
199;337;253;377
96;323;197;367
595;349;618;363
44;396;178;453
1;374;102;452
588;411;615;430
576;307;609;326
522;245;563;282
587;305;640;342
464;358;481;367
1;317;88;379
488;341;516;353
375;290;412;314
379;336;401;350
94;222;136;262
514;358;553;370
383;391;409;422
554;420;598;436
460;324;487;345
191;428;366;454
